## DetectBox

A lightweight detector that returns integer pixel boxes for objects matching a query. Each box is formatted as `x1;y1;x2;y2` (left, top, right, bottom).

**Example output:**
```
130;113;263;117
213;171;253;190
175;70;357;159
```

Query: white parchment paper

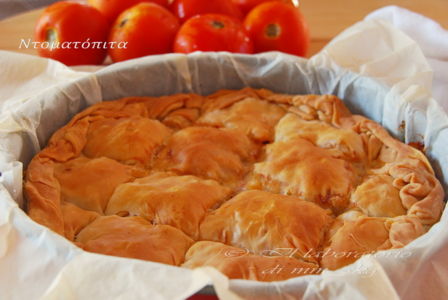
1;19;447;300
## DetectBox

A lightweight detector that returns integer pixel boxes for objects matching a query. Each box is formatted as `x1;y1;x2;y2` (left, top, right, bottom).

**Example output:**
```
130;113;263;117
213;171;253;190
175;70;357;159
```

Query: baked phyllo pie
25;88;445;281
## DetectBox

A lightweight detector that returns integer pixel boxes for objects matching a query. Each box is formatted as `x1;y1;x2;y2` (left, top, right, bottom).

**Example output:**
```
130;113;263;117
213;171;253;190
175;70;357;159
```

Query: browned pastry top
25;88;445;281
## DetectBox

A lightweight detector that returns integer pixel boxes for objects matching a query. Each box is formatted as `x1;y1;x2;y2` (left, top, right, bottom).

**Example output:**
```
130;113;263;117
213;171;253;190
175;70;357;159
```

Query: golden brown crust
155;126;258;185
61;201;99;241
321;215;392;270
105;172;231;239
351;175;406;218
199;190;334;263
182;241;322;281
25;88;445;279
84;117;172;166
198;97;287;142
26;157;64;234
247;137;358;214
320;212;425;270
54;156;146;213
76;216;194;265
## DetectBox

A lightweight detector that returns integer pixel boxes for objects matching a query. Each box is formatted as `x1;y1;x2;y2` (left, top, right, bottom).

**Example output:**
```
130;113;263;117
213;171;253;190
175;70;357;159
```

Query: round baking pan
1;52;447;299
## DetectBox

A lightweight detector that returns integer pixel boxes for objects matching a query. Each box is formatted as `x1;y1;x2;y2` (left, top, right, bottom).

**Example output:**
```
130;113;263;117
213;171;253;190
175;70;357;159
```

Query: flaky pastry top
25;88;445;281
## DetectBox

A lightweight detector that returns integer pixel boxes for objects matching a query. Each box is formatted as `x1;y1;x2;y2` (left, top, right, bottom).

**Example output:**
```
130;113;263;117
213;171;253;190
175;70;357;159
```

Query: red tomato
170;0;243;23
88;0;169;22
174;14;253;54
34;1;110;66
244;2;309;56
108;3;180;62
233;0;294;15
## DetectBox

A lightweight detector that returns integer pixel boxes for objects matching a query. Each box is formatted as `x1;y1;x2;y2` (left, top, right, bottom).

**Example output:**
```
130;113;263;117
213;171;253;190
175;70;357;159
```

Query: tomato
88;0;169;22
34;1;110;66
244;2;309;57
108;3;180;62
170;0;243;23
174;14;253;54
232;0;294;15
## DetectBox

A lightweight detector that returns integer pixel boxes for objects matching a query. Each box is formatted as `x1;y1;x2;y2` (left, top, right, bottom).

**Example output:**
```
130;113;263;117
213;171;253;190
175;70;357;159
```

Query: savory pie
25;88;445;282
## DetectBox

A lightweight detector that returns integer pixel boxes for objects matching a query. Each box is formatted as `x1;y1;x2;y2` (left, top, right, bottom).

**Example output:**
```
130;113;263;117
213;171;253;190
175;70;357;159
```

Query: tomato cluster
34;0;309;66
